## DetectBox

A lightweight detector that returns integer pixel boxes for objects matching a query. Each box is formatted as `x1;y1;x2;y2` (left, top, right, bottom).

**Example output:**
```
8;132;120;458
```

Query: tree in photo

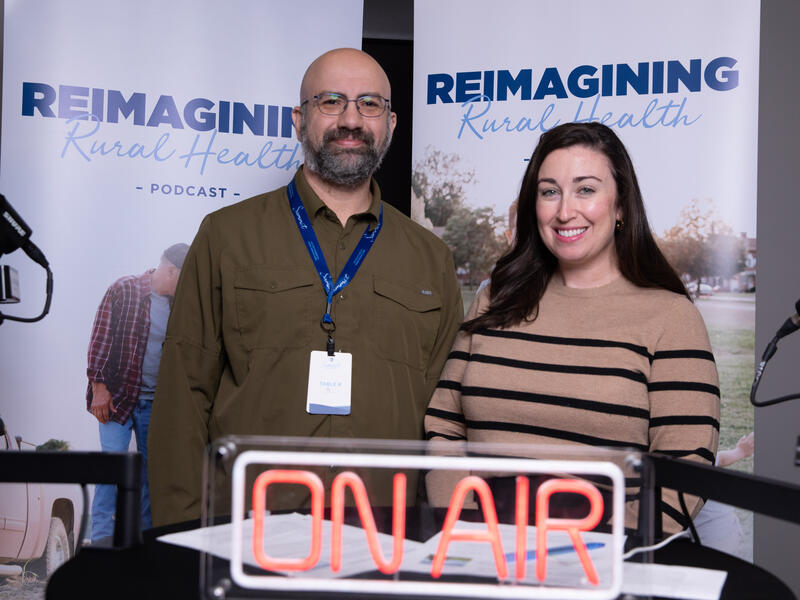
658;198;747;293
442;206;507;287
412;147;475;227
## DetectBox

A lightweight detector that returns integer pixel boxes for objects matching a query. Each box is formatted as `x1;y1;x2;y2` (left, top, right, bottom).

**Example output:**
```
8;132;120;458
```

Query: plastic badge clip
326;335;335;357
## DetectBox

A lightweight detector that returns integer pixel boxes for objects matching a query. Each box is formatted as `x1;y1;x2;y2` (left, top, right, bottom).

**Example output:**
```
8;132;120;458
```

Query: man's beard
300;120;391;187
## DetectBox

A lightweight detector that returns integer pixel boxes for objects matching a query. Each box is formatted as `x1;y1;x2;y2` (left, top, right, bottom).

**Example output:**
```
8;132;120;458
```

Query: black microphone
751;298;800;407
0;194;49;268
775;298;800;340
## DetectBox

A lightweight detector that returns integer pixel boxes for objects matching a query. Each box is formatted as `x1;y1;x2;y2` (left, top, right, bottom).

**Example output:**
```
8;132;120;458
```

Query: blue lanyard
287;179;382;348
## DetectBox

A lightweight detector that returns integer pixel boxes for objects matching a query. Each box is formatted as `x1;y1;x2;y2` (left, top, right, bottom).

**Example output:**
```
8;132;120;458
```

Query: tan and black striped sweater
425;276;720;533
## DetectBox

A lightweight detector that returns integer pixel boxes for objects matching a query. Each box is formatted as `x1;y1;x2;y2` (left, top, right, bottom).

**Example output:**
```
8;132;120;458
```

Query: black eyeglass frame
300;92;391;118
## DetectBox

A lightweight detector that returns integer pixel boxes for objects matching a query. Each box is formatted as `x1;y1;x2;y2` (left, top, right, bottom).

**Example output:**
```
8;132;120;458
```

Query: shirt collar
293;166;382;225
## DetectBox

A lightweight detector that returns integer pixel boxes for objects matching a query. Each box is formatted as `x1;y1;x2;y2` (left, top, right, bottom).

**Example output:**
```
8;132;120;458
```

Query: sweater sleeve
424;288;487;442
423;290;485;506
648;296;720;533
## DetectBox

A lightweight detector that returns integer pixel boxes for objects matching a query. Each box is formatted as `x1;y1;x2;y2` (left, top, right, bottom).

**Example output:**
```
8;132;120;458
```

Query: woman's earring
615;219;624;232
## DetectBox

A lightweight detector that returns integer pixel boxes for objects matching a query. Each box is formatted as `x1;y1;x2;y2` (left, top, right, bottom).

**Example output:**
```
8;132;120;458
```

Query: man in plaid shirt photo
85;243;188;542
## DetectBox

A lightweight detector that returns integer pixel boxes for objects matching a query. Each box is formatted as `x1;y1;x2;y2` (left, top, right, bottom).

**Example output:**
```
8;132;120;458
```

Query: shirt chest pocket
372;277;442;371
233;267;316;350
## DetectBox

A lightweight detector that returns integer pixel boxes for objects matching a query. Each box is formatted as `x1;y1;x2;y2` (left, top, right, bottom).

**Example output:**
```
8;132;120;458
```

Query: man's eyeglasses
301;92;390;118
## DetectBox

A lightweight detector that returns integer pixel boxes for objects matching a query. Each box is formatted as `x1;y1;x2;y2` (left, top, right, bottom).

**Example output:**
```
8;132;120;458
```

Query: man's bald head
292;48;397;188
299;48;391;104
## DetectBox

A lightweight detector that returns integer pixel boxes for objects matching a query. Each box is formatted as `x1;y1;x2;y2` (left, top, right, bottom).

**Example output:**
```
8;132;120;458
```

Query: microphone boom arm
750;300;800;407
0;262;53;325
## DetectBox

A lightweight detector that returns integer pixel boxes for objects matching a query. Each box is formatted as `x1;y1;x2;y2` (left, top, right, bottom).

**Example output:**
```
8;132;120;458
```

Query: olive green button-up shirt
148;167;463;525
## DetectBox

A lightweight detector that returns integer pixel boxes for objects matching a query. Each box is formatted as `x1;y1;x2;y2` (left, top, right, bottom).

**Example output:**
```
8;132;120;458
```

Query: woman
425;122;720;533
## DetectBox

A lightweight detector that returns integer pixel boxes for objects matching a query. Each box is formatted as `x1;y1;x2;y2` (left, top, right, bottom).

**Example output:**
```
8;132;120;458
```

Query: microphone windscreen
0;195;33;256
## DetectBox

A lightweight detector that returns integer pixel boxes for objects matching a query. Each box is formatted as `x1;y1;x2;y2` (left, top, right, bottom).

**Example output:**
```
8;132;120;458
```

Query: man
148;48;463;526
86;243;188;541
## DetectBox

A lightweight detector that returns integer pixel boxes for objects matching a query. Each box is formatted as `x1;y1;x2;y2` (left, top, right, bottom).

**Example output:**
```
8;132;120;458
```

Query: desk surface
47;520;795;600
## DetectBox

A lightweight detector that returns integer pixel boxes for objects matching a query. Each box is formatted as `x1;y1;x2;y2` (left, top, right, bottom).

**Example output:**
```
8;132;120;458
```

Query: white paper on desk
621;562;726;600
401;520;621;589
158;513;422;579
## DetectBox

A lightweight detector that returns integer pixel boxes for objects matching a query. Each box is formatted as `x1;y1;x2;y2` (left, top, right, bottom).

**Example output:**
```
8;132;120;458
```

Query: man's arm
148;216;226;527
86;284;118;414
716;432;754;467
423;250;464;401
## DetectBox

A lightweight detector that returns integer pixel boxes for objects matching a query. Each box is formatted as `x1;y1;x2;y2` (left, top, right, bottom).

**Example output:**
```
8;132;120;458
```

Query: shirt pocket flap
373;277;442;313
234;268;316;293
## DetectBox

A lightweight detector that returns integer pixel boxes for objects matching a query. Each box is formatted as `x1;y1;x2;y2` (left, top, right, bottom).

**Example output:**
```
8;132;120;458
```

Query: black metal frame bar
0;450;142;548
635;454;657;552
645;453;800;538
5;449;799;550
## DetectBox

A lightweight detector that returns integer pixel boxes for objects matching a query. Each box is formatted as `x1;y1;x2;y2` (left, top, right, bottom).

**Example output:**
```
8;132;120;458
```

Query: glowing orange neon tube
431;475;508;580
330;471;407;574
535;478;604;585
514;476;530;580
251;469;324;572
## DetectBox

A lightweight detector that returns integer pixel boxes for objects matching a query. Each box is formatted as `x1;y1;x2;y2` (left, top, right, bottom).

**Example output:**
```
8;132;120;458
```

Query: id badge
306;351;352;415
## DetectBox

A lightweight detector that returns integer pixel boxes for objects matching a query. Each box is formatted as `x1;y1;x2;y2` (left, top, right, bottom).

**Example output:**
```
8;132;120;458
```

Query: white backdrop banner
412;0;760;483
0;0;363;448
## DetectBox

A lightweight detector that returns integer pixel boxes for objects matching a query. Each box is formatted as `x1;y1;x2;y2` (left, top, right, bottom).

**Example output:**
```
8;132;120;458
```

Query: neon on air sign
228;450;626;599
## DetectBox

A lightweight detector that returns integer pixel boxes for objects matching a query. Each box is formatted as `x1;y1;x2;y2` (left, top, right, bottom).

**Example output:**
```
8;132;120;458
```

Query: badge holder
306;310;352;415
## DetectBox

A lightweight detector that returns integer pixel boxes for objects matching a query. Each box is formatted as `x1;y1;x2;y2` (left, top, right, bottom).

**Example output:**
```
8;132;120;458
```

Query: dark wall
362;38;413;216
362;0;414;217
754;0;800;595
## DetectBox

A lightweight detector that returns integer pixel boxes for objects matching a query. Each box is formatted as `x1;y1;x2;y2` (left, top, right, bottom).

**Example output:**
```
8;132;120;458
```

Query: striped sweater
424;276;720;533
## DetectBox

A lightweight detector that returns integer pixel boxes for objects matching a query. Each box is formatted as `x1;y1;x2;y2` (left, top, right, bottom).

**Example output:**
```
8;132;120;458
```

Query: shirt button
339;242;346;250
269;281;277;290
